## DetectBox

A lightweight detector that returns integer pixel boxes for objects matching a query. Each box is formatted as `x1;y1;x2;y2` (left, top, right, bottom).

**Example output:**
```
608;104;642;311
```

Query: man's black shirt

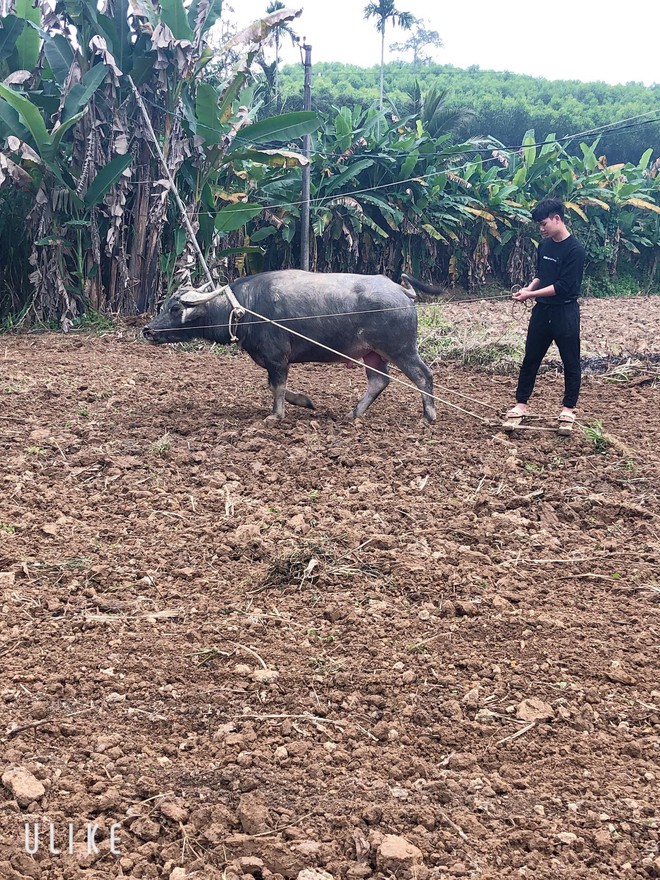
536;235;586;305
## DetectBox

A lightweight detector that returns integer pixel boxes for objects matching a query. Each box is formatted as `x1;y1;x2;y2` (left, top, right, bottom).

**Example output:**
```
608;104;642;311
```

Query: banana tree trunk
28;181;79;325
127;141;153;312
608;226;621;278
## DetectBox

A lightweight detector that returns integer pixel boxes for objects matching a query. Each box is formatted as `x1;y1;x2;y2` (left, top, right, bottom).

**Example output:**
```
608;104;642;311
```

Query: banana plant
0;0;320;320
584;146;660;277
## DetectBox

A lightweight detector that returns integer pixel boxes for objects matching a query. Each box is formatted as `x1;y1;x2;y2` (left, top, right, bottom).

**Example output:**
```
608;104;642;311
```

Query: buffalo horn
179;286;226;306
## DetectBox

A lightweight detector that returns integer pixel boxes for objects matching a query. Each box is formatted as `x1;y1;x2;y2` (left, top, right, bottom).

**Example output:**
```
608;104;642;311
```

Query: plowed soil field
1;297;659;880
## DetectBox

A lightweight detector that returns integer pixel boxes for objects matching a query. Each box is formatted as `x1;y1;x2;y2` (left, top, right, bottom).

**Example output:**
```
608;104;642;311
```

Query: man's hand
512;287;533;302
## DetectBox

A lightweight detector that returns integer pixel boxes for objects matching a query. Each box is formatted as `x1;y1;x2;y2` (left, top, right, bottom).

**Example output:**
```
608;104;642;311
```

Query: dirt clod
376;835;424;873
238;794;272;835
1;769;45;808
516;698;555;722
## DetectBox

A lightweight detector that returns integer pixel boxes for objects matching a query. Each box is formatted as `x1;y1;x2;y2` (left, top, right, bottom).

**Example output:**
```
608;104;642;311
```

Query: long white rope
130;74;505;425
131;72;653;431
152;294;517;331
149;298;518;417
233;302;493;423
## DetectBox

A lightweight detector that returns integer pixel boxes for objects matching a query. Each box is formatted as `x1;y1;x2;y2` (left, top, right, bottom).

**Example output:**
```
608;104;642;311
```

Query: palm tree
363;0;414;112
418;83;477;139
266;0;299;113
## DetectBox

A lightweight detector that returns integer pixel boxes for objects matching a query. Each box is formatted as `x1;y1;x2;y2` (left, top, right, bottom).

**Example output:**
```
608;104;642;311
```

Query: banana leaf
214;202;263;232
84;153;132;206
43;34;74;88
227;112;320;153
62;64;109;122
0;16;25;64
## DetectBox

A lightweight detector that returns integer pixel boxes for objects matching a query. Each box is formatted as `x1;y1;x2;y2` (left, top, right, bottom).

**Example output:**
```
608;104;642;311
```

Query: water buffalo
143;270;436;422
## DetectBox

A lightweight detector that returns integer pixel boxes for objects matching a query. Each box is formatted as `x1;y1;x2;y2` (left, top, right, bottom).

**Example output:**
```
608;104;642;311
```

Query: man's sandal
502;405;527;431
557;412;576;436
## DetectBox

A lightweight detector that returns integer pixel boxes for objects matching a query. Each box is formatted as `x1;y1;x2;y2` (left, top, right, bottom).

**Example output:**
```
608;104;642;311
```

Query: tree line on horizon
277;61;660;167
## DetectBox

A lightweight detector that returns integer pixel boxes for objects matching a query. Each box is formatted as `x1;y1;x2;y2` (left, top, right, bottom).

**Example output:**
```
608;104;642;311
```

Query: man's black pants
516;300;581;409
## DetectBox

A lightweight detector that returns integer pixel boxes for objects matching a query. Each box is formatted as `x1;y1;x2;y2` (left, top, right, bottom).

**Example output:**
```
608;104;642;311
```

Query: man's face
538;213;563;239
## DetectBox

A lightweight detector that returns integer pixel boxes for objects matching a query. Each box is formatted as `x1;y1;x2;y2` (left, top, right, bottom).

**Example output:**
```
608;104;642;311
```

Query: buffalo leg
264;377;315;411
265;363;289;420
392;351;436;422
351;352;390;419
285;389;315;410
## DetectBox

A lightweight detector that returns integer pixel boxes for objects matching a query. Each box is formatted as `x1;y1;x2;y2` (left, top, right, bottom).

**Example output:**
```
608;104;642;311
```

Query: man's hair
531;198;565;222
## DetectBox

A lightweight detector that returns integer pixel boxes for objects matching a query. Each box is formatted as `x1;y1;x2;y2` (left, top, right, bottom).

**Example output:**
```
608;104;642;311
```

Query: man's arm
512;276;556;301
514;243;585;302
513;281;555;301
553;246;585;299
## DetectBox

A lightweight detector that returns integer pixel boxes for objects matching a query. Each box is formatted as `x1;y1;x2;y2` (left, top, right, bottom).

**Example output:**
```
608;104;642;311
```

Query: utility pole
300;42;312;271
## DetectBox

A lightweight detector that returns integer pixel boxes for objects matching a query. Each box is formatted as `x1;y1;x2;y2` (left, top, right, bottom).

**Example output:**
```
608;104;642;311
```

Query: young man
505;198;586;434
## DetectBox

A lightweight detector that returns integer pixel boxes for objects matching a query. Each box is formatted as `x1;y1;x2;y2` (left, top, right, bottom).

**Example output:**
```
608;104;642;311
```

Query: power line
135;91;660;161
129;91;660;217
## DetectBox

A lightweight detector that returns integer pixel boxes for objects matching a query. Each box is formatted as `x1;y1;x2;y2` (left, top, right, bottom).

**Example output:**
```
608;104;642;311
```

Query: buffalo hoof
423;404;437;423
286;392;315;410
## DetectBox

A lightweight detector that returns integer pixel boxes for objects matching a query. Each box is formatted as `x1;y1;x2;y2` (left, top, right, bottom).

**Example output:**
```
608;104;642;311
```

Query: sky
225;0;659;88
